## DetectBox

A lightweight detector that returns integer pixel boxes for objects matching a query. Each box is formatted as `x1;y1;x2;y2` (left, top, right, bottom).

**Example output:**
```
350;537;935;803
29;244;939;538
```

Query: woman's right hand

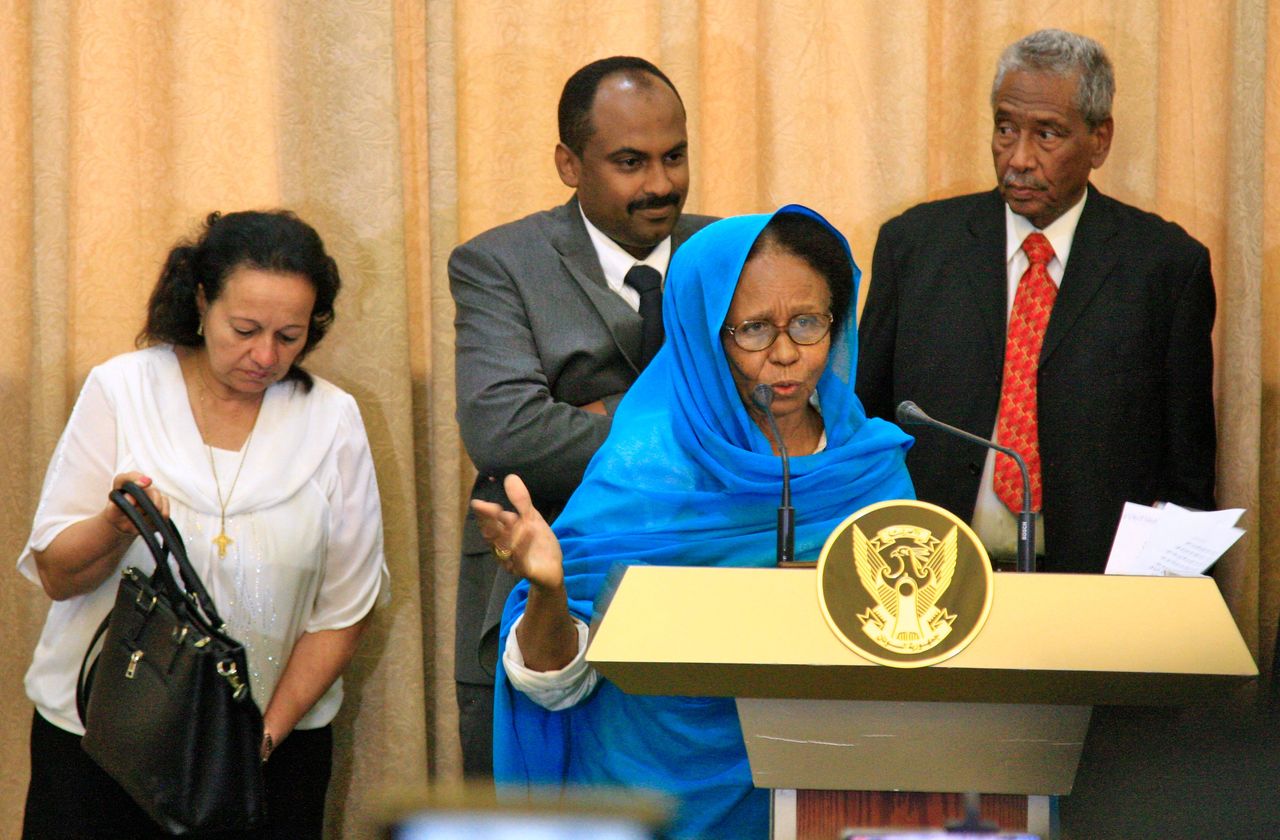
473;475;578;672
101;472;170;535
471;474;564;592
34;472;170;601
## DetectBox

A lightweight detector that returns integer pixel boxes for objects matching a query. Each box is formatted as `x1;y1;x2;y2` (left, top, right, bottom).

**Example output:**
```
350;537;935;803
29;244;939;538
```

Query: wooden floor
796;791;1026;839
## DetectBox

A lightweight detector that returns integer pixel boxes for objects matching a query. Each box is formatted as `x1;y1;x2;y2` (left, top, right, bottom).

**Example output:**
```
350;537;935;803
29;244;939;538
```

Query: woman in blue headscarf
473;205;914;839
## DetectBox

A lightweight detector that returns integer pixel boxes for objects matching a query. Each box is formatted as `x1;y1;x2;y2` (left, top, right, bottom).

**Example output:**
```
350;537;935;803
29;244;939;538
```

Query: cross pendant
213;531;233;558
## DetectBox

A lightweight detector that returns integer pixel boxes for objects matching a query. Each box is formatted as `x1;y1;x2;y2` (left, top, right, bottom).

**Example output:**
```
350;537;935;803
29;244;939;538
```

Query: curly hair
137;210;341;390
992;29;1115;129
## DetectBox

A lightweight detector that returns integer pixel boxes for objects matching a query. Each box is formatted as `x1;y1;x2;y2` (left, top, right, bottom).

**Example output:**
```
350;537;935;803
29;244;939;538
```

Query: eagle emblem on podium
817;500;992;667
853;524;958;654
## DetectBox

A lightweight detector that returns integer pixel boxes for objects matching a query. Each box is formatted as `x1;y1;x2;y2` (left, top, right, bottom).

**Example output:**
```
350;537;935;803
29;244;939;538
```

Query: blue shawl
494;205;915;839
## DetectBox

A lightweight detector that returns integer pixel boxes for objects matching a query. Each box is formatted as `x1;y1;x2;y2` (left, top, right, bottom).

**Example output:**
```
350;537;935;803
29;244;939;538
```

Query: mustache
627;193;681;214
1002;172;1048;191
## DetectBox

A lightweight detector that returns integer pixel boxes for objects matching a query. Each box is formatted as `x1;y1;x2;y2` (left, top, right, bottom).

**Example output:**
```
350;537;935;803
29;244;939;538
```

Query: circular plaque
816;499;994;668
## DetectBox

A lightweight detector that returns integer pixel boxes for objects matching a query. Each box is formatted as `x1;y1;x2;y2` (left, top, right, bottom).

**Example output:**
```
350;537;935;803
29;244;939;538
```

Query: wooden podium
587;567;1257;839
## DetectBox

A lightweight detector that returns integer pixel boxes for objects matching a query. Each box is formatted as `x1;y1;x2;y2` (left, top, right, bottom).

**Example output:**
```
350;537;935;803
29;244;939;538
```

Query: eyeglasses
721;312;833;352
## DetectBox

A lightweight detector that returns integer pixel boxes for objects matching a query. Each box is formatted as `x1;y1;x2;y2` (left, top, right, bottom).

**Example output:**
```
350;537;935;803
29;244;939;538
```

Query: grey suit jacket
450;197;715;683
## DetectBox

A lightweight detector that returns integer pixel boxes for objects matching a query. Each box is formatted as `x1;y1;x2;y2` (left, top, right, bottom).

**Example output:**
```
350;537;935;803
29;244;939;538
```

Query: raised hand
471;474;577;671
471;474;564;592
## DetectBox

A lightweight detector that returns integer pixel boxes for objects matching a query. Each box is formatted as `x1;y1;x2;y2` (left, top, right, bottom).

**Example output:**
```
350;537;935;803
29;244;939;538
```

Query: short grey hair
991;29;1114;129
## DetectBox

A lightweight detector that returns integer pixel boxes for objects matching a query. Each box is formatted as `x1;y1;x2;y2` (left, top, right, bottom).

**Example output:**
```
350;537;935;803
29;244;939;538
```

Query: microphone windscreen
752;383;775;410
895;400;920;426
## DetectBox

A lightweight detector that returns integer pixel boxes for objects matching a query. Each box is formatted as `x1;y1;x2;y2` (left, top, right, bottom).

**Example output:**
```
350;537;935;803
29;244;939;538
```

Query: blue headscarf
494;206;914;839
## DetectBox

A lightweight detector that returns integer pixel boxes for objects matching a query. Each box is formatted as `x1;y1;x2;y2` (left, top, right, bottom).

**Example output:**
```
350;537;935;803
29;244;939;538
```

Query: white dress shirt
579;205;673;310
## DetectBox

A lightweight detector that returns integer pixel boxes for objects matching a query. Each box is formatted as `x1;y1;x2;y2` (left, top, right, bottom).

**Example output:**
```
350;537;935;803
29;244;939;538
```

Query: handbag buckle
217;660;249;701
125;649;144;679
135;587;157;613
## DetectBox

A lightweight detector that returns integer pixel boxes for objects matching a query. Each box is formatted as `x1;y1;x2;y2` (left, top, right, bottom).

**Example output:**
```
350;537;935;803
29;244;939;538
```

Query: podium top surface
587;567;1257;705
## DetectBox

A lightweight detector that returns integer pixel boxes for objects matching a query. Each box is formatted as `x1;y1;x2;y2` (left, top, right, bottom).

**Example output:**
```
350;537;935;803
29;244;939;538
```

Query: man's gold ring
492;545;513;561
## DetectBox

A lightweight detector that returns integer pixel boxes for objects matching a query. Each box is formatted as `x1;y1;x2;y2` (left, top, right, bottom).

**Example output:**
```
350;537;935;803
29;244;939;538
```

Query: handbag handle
76;609;110;725
109;484;185;602
111;482;227;631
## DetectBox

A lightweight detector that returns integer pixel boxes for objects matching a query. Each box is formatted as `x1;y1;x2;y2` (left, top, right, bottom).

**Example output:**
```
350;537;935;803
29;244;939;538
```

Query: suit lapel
1041;185;1120;365
963;190;1011;363
670;214;700;251
549;198;645;373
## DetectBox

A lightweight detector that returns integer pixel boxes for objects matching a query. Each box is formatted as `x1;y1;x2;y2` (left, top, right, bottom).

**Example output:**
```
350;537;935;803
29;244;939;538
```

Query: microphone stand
752;384;795;565
896;400;1036;573
890;403;1031;835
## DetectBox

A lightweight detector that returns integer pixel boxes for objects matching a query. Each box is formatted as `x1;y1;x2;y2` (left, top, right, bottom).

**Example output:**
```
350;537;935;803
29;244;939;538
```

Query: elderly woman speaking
473;205;914;839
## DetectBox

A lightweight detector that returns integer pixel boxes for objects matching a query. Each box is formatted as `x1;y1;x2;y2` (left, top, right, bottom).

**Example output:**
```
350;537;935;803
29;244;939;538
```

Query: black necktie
624;264;664;369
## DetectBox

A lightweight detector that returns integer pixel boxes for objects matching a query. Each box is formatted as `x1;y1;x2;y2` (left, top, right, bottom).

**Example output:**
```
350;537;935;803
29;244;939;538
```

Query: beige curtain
1;1;1276;836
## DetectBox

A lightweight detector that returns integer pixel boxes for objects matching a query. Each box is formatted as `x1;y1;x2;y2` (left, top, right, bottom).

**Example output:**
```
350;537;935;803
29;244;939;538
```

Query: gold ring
492;545;513;561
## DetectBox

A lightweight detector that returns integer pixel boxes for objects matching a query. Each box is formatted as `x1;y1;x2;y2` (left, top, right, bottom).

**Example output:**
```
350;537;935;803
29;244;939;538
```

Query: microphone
752;384;795;565
895;400;1037;573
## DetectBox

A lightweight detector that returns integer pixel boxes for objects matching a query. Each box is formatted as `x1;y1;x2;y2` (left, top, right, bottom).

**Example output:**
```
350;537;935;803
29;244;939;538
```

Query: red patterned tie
994;232;1056;513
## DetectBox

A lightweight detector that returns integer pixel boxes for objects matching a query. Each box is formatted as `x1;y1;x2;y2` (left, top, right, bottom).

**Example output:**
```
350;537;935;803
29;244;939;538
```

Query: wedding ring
492;545;513;561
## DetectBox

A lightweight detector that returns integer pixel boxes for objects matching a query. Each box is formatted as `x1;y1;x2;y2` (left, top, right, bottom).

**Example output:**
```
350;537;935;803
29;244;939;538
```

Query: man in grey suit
449;56;715;777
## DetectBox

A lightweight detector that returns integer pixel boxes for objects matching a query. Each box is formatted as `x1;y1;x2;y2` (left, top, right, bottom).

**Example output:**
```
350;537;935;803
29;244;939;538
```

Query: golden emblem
854;523;957;654
818;500;993;668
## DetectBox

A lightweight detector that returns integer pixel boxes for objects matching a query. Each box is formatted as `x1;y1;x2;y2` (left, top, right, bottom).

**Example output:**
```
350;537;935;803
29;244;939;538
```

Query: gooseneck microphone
752;384;795;565
895;400;1037;573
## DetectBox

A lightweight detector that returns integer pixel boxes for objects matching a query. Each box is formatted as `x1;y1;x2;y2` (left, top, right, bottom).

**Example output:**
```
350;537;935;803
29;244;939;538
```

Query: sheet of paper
1161;503;1244;529
1104;502;1162;573
1105;503;1246;576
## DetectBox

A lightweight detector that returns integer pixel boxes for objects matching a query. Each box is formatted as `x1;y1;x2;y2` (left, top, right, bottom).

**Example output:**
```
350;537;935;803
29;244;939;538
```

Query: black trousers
22;710;332;840
455;680;494;780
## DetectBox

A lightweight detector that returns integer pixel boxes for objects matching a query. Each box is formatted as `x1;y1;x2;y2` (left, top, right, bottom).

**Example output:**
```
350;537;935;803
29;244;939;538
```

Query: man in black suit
449;57;715;777
857;29;1216;574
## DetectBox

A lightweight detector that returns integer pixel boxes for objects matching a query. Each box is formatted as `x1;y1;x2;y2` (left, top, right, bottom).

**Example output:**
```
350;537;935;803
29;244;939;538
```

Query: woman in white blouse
18;210;389;839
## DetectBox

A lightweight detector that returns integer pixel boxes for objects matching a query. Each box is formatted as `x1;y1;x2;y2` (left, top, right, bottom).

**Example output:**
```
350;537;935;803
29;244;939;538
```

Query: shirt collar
579;204;673;292
1005;187;1088;269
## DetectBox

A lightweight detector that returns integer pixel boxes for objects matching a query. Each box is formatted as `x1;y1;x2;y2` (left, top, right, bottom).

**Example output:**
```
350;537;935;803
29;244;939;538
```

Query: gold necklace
195;357;258;558
206;428;254;558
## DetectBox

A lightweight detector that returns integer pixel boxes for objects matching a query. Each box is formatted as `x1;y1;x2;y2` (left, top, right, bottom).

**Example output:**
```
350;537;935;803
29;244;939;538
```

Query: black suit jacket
450;198;715;683
856;186;1216;573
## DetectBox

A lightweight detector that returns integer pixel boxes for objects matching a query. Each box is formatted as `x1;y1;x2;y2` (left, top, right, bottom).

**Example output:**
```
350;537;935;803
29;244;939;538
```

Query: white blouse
18;346;390;735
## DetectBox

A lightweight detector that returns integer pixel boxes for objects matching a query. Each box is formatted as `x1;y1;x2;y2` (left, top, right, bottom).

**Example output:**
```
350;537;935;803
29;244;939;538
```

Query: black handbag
76;481;267;834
